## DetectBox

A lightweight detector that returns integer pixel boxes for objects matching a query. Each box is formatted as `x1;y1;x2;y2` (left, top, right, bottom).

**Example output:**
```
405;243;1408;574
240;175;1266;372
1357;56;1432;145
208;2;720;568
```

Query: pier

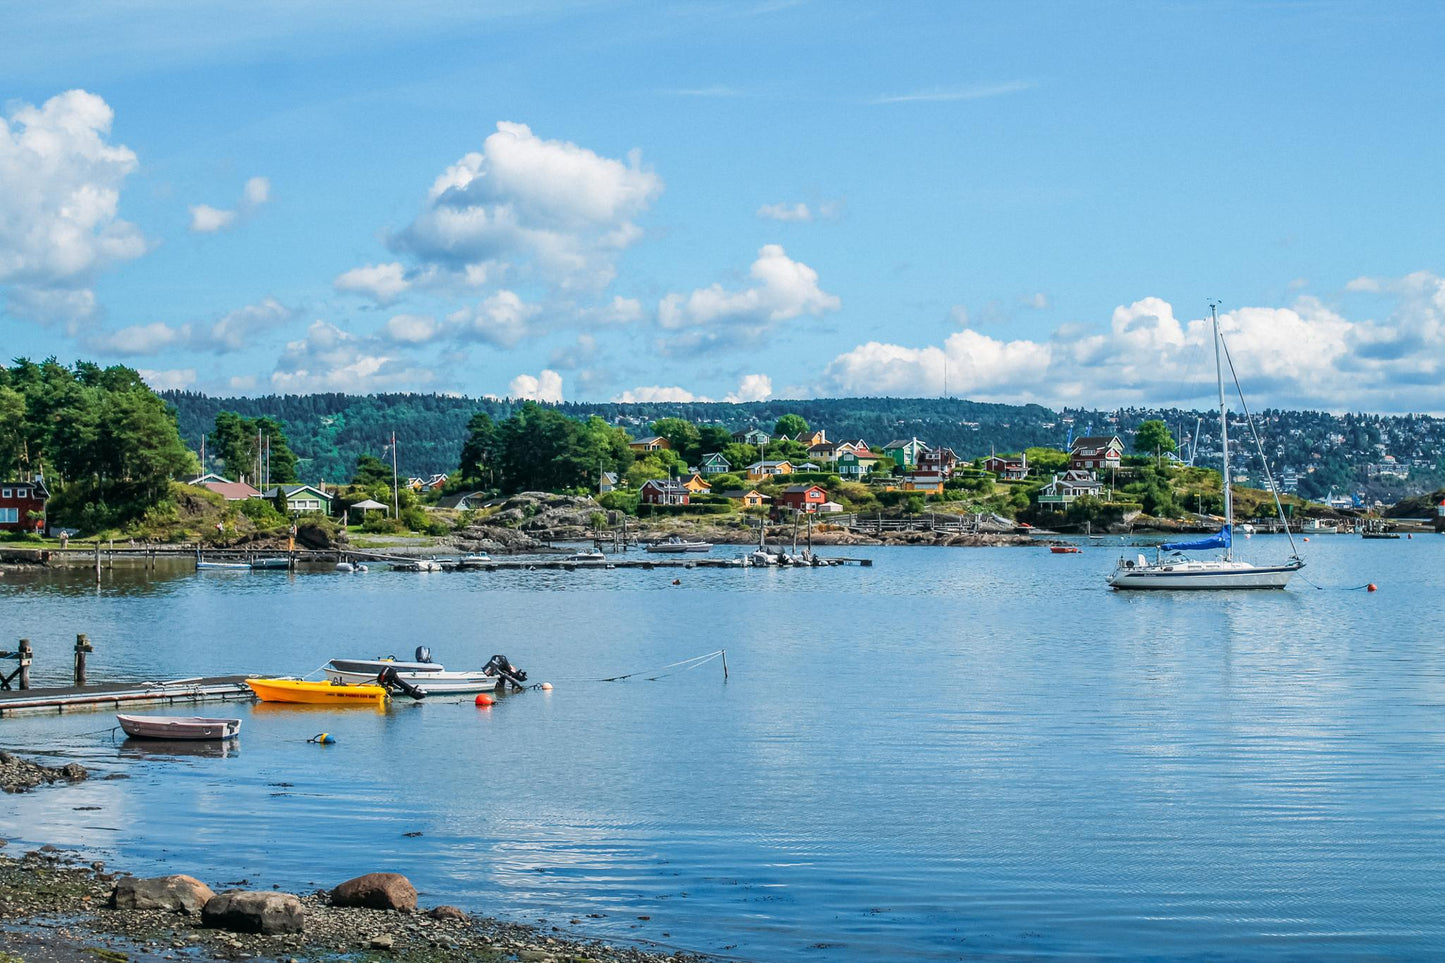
0;676;254;718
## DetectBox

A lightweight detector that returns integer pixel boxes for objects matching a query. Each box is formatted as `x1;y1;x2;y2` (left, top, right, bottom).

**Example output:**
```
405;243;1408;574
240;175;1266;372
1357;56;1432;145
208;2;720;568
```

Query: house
807;441;838;463
902;472;945;494
1069;435;1124;471
731;428;771;447
639;479;690;506
835;449;880;480
917;447;958;476
746;460;794;480
835;439;871;456
776;484;828;514
718;488;771;508
699;452;731;476
0;478;47;533
190;473;261;501
882;437;930;468
422;473;448;491
983;453;1029;480
628;436;672;452
1036;471;1105;508
682;472;712;493
257;484;334;515
793;429;828;447
434;490;489;510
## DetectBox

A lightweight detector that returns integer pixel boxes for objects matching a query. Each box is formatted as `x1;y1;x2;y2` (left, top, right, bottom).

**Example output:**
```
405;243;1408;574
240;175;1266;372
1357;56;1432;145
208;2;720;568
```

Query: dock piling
74;633;93;686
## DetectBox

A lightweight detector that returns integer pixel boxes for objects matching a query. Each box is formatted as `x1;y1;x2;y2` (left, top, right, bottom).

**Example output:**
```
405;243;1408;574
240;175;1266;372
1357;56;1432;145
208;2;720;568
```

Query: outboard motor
376;665;427;700
482;654;529;691
414;645;432;664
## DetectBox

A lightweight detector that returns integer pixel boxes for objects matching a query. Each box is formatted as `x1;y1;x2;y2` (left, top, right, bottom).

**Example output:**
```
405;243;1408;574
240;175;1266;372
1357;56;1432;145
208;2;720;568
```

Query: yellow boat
245;677;389;705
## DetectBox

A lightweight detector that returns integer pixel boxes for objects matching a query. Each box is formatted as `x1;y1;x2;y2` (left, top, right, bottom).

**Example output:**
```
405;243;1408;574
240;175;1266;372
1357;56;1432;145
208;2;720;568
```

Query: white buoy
540;682;553;690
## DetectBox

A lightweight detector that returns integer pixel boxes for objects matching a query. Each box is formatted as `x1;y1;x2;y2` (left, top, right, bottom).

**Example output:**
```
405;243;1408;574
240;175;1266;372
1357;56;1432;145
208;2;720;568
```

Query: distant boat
565;549;606;562
329;649;444;675
249;557;290;570
456;553;492;567
392;558;442;571
324;666;500;694
245;677;389;705
197;560;249;571
1108;302;1304;590
1050;546;1081;554
646;536;713;553
116;713;241;741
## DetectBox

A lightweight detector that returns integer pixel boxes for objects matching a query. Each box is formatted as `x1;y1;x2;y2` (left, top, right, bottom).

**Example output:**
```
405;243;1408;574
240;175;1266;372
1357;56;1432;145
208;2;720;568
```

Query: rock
369;933;395;949
0;752;89;793
330;873;417;912
111;874;216;914
202;890;306;935
428;905;467;921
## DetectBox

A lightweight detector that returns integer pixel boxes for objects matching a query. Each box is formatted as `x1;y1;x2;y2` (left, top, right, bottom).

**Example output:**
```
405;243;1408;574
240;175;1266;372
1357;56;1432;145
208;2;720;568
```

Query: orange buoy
540;682;553;690
1367;583;1378;592
474;693;494;706
1302;537;1310;542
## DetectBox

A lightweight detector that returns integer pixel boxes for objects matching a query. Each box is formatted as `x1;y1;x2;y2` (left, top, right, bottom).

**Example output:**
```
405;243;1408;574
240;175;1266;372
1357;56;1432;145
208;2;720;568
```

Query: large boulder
201;890;305;934
331;872;417;912
111;875;215;914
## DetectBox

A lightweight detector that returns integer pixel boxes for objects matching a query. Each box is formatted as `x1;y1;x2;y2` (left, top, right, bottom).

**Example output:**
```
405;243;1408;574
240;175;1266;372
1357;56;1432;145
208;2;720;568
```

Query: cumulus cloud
724;372;773;403
334;262;412;304
188;175;271;233
547;333;598;370
137;368;197;390
385;121;662;294
87;297;296;356
507;369;564;402
381;313;440;344
271;320;435;393
817;280;1445;412
611;373;774;405
0;89;145;326
658;244;839;354
445;290;541;348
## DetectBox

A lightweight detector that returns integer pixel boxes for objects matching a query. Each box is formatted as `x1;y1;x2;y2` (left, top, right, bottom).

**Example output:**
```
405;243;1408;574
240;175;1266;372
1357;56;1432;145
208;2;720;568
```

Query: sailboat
1107;302;1304;590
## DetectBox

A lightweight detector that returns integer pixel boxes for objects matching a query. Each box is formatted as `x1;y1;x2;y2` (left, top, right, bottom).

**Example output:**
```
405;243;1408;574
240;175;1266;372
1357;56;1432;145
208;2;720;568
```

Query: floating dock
0;676;254;718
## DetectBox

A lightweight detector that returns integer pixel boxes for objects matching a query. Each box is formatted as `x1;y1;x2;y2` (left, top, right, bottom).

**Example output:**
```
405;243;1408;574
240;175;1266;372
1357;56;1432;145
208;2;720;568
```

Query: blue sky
3;1;1443;413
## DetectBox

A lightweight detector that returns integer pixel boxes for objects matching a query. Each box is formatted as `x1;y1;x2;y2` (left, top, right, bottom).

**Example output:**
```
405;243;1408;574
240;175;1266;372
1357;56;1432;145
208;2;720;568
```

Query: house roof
350;498;389;510
202;481;260;500
883;438;930;451
781;484;826;494
434;491;486;509
259;484;332;500
1071;435;1122;451
701;452;729;463
188;472;232;485
631;435;667;445
718;489;770;500
640;478;689;491
746;460;793;469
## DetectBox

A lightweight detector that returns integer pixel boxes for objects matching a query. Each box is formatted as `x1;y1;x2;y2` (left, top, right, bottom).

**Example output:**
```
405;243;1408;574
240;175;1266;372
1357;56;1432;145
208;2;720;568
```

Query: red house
0;478;48;533
639;479;690;506
776;484;828;514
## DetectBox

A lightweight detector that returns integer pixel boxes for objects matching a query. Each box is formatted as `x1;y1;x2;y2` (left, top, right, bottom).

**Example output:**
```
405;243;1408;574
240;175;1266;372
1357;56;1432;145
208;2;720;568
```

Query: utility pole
391;430;400;519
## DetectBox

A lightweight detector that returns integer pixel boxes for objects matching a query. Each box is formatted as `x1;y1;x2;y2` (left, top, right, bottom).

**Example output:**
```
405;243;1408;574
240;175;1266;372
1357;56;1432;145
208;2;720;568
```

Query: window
0;508;17;523
16;488;26;498
1;489;10;498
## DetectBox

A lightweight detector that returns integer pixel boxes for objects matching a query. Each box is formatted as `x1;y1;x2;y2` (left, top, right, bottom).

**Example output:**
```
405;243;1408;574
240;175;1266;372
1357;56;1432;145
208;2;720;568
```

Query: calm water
2;536;1443;960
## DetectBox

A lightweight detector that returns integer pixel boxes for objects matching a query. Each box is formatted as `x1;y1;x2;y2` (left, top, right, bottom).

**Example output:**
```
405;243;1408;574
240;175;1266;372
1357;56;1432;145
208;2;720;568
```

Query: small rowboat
116;713;241;740
1050;546;1081;554
245;678;389;705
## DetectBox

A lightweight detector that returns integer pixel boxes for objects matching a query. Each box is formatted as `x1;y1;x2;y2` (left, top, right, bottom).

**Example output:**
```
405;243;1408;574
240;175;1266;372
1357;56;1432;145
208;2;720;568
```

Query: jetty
0;676;253;718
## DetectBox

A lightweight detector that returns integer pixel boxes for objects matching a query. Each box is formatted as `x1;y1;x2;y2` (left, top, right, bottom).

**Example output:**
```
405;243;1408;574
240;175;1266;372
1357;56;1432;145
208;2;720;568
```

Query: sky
2;1;1444;413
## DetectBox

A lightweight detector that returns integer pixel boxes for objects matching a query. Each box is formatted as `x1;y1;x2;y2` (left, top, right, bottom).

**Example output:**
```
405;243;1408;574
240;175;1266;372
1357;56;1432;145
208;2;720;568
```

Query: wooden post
18;638;31;690
94;540;101;581
74;633;93;686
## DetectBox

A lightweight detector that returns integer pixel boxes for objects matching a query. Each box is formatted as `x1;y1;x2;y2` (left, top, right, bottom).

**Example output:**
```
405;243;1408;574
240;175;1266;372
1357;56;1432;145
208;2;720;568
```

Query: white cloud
612;385;701;403
382;313;440;344
87;297;296;355
870;81;1036;105
757;202;812;222
243;176;270;207
334;262;411;304
390;121;663;293
137;368;196;390
189;204;236;233
583;295;645;325
270;320;434;392
1023;292;1049;309
724;373;773;403
547;333;598;370
658;243;839;353
188;175;271;233
0;89;144;326
445;290;540;348
817;281;1445;412
507;369;564;402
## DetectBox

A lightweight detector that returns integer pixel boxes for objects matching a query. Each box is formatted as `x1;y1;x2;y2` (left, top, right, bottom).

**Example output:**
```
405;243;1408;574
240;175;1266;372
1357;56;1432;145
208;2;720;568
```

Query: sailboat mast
1211;301;1232;560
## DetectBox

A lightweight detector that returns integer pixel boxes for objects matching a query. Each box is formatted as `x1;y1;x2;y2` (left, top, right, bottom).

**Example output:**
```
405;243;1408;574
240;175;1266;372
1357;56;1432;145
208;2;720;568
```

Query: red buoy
475;693;494;706
1367;583;1378;592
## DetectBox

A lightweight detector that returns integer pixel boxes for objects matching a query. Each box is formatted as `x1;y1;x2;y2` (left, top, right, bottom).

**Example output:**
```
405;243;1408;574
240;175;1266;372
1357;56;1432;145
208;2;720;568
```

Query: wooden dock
0;676;254;718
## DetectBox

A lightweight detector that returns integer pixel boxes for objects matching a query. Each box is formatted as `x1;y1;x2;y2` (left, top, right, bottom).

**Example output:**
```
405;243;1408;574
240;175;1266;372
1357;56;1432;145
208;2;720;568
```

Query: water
2;536;1443;959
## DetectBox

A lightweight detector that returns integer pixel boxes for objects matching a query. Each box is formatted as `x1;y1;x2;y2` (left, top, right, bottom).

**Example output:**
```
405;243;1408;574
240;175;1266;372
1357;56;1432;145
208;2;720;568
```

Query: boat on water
324;666;500;693
1051;546;1081;554
456;553;492;567
323;650;530;695
393;558;442;571
250;557;290;570
1108;302;1304;591
646;536;713;553
245;677;390;705
565;549;606;562
116;713;241;740
196;560;250;571
329;648;445;675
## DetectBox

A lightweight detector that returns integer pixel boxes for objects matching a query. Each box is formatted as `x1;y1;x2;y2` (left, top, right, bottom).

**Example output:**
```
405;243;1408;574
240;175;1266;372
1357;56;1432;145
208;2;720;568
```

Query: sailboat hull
1107;559;1303;590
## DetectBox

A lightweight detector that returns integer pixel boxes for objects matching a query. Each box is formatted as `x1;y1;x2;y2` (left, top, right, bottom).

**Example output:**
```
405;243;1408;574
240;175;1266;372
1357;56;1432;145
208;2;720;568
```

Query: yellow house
901;472;945;494
720;489;771;508
746;460;794;480
682;472;711;493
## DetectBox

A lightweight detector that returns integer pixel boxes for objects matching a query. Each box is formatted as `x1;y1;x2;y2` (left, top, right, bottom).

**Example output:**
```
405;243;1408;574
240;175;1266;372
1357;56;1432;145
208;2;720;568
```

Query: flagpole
391;431;399;519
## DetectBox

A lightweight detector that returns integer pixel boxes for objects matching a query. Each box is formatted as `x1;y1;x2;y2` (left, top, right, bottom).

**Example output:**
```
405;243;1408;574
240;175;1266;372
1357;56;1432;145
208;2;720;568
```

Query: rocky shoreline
0;753;713;963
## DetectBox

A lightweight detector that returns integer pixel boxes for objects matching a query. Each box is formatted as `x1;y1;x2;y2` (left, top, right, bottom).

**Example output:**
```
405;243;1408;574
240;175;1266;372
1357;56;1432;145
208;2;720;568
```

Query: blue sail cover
1161;525;1231;552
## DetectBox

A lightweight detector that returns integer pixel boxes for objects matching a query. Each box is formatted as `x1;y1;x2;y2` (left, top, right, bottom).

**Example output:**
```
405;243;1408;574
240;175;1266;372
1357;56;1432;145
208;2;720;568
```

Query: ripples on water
2;535;1443;959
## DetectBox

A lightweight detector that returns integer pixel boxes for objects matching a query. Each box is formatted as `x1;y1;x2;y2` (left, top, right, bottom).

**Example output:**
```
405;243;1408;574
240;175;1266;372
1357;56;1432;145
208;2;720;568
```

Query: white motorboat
456;553;492;567
393;558;442;572
645;536;713;553
197;560;250;571
323;666;501;694
250;557;290;570
565;549;606;562
116;714;241;741
1108;302;1303;591
328;648;446;675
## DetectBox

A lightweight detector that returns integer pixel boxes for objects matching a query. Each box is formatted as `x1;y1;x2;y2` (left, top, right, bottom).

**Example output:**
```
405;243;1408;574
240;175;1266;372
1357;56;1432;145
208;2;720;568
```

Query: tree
697;425;733;457
774;413;809;439
456;412;497;487
1134;420;1177;460
0;386;26;477
649;417;701;462
352;453;392;488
